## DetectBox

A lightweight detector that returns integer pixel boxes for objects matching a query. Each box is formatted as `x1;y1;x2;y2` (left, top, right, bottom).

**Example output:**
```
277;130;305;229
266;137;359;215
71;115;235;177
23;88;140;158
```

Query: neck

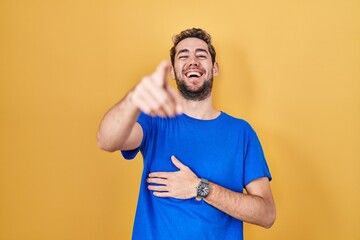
180;94;220;120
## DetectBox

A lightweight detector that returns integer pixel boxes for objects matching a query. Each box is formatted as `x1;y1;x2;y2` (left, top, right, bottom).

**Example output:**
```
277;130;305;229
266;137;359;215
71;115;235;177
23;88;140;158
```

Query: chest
144;123;246;191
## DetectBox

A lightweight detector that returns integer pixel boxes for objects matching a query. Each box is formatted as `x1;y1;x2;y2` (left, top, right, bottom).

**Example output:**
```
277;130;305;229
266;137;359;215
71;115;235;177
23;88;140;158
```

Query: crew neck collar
180;111;223;122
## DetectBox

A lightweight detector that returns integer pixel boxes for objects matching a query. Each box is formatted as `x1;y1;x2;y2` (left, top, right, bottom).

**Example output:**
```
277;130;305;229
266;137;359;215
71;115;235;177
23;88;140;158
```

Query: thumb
171;155;187;170
152;60;170;87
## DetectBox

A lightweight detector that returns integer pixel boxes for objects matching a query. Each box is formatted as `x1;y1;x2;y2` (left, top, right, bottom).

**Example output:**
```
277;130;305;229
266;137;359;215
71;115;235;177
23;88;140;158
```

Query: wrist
193;178;201;198
125;91;141;113
196;178;210;201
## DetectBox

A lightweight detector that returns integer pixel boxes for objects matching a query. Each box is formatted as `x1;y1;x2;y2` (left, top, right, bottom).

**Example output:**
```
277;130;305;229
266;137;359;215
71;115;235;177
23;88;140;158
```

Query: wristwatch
196;178;210;200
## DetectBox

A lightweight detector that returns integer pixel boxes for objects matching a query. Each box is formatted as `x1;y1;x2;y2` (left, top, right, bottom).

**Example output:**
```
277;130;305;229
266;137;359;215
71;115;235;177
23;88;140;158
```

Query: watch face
198;183;210;197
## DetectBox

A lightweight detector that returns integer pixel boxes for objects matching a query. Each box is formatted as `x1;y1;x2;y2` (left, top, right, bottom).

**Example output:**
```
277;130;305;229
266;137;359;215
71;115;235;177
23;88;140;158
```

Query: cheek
175;64;183;75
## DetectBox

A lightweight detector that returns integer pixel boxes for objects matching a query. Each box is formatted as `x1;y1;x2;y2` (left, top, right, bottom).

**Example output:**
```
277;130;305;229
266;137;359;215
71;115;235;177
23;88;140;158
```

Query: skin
97;37;276;228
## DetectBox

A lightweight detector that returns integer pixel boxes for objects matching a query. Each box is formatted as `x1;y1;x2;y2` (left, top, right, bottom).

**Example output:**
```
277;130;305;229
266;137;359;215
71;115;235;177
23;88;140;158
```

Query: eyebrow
177;48;209;56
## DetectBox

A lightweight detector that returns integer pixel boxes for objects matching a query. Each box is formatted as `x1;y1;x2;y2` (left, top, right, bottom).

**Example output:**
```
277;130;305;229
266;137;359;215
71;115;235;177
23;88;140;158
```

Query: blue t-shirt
122;112;271;240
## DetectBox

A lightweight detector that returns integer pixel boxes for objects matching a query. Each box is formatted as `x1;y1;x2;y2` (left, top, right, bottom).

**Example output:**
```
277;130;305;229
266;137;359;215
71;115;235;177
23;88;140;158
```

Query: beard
175;73;214;101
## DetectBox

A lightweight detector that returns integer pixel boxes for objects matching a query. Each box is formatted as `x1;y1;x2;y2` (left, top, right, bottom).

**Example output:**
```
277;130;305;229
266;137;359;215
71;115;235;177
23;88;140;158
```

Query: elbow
263;216;276;229
97;132;118;152
97;141;117;153
263;207;276;229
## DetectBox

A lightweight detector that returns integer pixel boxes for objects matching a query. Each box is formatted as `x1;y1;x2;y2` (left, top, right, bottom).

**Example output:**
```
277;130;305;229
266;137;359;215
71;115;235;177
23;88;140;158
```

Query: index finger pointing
151;61;170;87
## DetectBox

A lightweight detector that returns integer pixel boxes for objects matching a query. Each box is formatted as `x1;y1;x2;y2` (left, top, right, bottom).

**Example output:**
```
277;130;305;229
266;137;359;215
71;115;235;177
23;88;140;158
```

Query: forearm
204;182;276;228
97;91;140;152
97;61;182;152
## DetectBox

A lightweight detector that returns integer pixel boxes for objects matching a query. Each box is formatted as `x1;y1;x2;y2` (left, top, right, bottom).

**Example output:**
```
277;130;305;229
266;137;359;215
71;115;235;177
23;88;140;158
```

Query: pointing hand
130;61;182;117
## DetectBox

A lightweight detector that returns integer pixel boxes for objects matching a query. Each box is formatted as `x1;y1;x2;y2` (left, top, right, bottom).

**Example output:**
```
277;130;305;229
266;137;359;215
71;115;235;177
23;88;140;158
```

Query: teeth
186;71;201;77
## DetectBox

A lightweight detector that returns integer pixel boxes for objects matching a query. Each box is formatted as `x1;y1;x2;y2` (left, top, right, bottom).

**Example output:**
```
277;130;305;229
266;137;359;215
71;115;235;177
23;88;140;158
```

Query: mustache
182;65;205;73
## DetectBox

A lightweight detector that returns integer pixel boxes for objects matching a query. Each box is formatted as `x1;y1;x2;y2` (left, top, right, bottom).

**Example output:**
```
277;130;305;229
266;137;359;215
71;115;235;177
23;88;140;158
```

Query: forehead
175;37;208;53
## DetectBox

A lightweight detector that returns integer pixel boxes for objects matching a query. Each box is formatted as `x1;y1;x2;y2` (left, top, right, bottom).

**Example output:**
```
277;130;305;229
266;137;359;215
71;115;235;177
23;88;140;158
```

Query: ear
170;65;175;79
212;62;219;77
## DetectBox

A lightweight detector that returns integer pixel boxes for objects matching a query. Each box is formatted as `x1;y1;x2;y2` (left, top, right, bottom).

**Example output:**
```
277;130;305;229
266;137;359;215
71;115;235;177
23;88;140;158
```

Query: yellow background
1;0;359;239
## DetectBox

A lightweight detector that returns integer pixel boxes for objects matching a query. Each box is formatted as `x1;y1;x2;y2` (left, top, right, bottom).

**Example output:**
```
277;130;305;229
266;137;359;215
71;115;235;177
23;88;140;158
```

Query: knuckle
133;84;144;96
141;76;151;83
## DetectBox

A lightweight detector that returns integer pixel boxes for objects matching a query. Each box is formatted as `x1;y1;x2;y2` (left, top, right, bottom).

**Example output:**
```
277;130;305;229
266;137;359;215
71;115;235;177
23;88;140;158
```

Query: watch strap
196;178;210;201
201;178;208;184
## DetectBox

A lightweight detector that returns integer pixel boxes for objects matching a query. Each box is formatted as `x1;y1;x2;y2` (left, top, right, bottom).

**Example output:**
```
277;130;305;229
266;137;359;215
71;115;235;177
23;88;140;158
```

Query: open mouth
185;71;204;79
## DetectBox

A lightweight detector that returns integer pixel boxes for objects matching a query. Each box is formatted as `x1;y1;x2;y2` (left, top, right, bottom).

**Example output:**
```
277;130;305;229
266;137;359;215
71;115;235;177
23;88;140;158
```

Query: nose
188;56;199;67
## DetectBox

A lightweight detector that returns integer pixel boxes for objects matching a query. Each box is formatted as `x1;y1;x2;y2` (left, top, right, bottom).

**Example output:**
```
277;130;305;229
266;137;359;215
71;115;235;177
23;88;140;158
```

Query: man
97;28;276;239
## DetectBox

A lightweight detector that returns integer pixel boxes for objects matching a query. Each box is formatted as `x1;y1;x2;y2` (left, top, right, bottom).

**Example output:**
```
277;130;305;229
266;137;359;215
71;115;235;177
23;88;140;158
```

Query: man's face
171;37;218;101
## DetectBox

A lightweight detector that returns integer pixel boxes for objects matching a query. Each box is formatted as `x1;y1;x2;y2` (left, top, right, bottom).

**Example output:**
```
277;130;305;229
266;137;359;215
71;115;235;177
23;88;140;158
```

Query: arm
96;93;142;152
97;61;182;152
205;177;276;228
147;156;276;228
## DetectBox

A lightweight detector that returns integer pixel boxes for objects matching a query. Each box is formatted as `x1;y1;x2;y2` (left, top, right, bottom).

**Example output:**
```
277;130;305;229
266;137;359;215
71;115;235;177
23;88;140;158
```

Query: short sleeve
121;112;151;160
243;129;272;187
